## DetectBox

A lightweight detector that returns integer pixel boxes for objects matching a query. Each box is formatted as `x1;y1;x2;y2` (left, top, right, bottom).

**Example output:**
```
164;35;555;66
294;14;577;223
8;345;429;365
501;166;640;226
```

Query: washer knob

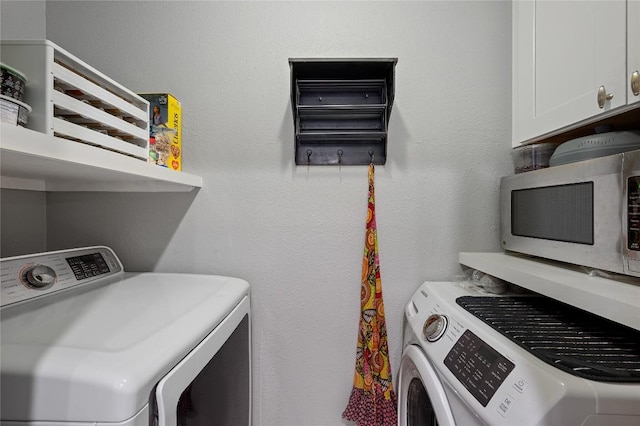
24;265;57;289
423;314;448;342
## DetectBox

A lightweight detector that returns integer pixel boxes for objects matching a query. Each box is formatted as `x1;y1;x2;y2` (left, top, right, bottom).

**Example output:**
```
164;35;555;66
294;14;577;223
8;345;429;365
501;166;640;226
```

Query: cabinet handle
632;71;640;97
597;86;614;109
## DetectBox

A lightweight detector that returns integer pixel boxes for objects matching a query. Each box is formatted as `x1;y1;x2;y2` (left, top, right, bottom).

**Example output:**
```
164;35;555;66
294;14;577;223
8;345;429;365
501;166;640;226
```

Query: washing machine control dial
22;265;57;289
423;314;448;342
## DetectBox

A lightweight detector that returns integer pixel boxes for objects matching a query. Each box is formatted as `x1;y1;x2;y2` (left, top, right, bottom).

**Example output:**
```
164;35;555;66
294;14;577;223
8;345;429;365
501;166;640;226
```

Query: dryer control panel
0;246;123;307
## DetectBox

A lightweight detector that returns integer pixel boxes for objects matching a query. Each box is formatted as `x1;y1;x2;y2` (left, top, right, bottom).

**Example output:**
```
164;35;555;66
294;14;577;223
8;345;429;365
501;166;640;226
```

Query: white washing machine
398;281;640;425
0;246;251;426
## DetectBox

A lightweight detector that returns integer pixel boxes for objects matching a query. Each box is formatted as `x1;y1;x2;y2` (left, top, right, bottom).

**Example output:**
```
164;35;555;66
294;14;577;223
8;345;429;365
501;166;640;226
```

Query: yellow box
139;93;182;171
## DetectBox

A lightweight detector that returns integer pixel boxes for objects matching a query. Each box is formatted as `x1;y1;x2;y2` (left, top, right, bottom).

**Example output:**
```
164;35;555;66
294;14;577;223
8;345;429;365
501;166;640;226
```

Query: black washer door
407;377;438;426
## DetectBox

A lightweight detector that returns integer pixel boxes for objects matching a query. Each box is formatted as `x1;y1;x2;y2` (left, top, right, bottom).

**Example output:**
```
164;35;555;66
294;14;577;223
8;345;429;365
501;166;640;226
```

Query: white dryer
398;281;640;425
1;246;251;425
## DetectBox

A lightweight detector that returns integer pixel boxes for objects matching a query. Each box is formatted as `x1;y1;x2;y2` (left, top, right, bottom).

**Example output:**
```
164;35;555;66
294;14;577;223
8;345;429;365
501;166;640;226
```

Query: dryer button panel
444;329;514;407
66;252;111;280
1;246;122;307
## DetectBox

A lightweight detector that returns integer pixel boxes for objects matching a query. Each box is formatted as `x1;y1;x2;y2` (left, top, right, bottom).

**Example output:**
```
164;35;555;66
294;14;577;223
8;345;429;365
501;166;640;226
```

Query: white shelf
0;124;202;192
459;251;640;331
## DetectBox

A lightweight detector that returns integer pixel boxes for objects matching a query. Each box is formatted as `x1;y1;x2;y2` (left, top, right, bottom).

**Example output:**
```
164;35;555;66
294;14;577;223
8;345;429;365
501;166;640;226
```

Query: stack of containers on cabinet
0;62;32;127
0;40;149;161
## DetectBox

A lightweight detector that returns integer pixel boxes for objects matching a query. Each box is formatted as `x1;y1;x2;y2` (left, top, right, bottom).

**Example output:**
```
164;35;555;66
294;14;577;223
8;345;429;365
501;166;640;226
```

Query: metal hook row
305;149;375;165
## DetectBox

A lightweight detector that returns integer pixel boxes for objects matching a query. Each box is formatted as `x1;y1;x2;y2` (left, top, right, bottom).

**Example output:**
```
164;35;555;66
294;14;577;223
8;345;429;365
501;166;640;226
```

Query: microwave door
510;182;594;245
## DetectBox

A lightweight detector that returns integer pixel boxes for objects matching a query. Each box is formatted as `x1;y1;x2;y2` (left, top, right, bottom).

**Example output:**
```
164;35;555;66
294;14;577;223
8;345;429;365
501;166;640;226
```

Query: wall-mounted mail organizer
289;58;397;165
1;40;149;161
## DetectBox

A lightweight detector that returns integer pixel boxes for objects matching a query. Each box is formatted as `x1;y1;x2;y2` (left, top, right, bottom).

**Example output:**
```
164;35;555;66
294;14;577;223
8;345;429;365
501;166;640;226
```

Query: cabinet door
513;0;627;145
629;0;640;106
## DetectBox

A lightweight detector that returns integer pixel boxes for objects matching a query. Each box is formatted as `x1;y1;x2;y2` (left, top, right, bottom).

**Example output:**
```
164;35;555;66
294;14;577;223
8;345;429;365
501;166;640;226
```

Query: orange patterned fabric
343;164;397;426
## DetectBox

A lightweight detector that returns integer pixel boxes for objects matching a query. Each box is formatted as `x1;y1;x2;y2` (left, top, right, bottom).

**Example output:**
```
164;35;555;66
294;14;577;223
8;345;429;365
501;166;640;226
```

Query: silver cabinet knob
597;85;614;109
632;71;640;97
598;86;613;109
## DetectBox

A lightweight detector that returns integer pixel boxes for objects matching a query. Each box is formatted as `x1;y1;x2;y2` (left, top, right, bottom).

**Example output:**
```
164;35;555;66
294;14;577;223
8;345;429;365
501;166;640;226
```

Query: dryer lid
0;272;249;423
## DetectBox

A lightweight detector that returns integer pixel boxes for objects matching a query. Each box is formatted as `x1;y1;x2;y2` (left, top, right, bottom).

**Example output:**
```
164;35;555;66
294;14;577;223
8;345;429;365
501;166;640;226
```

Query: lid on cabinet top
549;130;640;166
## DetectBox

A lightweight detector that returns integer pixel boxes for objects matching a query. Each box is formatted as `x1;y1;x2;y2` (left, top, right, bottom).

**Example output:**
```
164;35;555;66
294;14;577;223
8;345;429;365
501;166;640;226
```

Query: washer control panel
1;246;123;307
444;329;515;407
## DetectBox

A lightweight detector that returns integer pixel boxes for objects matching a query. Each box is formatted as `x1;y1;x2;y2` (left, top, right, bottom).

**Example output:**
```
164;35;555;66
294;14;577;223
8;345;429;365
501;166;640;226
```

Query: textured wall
42;2;512;425
0;189;46;257
0;0;46;39
1;1;47;258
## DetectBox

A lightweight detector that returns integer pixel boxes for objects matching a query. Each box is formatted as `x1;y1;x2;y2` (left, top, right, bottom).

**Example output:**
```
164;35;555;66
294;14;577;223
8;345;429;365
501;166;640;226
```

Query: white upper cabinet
512;0;636;146
629;0;640;106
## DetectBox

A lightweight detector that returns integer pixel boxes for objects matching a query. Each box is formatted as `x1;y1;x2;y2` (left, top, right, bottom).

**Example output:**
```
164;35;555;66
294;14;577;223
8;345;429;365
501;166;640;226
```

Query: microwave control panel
628;176;640;251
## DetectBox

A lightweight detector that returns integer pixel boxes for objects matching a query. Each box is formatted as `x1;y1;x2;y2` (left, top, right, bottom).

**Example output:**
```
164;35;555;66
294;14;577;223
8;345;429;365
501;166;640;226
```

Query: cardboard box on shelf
139;93;181;171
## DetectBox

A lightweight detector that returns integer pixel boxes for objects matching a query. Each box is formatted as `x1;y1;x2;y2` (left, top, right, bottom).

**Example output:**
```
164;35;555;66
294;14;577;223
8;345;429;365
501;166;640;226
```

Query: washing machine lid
0;272;249;423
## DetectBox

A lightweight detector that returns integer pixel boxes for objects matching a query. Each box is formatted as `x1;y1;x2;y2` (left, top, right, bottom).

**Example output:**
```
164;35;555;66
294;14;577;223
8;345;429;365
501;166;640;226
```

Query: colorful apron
343;164;397;426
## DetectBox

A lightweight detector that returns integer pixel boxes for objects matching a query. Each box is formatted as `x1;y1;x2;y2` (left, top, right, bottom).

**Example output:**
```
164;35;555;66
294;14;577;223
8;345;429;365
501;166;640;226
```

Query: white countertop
459;251;640;331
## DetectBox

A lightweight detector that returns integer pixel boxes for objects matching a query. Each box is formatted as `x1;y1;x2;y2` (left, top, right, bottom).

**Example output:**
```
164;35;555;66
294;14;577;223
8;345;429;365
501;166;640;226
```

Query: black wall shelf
289;58;397;166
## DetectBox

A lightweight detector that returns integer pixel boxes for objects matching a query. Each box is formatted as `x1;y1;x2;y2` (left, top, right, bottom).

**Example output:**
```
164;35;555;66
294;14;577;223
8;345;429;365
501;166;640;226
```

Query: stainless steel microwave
500;149;640;277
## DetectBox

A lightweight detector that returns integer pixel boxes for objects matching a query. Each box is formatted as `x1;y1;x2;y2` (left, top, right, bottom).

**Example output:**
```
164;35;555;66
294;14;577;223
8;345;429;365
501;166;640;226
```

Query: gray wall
1;0;46;39
5;2;512;425
0;190;46;257
0;1;47;257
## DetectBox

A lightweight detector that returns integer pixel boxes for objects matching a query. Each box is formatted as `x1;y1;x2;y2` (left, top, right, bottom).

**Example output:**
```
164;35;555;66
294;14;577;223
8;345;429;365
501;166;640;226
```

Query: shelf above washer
459;251;640;331
1;123;202;192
